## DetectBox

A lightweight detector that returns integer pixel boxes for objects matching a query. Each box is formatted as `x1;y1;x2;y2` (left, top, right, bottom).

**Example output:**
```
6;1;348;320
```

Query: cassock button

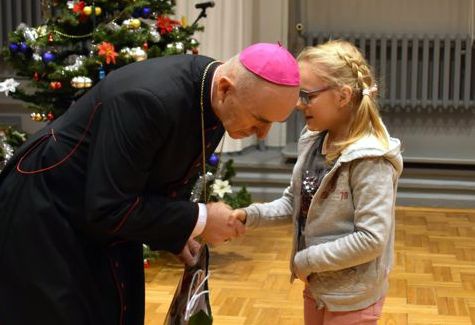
171;191;177;198
123;305;127;311
183;180;188;185
121;282;125;289
114;261;119;268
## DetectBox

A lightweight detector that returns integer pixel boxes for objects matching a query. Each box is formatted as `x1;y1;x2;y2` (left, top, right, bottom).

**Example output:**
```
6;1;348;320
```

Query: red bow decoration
156;16;180;35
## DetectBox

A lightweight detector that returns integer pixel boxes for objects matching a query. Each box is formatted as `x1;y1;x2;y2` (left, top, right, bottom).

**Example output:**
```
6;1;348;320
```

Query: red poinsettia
97;42;118;65
72;1;89;22
72;1;85;14
156;16;180;35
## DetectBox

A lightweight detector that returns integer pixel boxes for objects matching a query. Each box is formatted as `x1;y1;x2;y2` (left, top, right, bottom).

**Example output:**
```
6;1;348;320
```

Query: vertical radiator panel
432;36;441;104
411;37;419;106
453;37;462;104
443;38;451;107
308;33;474;109
401;36;408;107
464;36;473;108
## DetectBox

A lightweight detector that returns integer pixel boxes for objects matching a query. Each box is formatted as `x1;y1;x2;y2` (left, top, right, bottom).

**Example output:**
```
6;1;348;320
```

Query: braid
338;52;371;92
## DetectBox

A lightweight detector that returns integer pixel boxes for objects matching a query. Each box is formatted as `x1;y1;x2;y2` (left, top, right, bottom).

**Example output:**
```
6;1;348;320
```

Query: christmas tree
2;0;204;122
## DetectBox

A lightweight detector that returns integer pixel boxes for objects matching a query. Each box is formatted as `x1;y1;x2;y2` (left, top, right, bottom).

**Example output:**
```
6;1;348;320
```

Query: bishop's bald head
212;43;300;139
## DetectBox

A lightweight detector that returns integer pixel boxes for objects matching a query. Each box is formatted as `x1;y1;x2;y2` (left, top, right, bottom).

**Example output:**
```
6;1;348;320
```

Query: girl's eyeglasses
298;86;333;105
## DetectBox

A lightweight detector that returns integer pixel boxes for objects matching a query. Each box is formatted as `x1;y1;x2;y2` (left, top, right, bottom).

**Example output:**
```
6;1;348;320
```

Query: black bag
164;244;213;325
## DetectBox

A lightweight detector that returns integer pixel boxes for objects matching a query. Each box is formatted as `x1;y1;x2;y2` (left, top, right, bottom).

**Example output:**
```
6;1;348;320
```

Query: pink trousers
303;287;385;325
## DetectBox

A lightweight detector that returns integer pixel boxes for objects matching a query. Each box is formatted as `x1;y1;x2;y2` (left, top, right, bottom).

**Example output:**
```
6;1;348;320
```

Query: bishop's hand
200;201;246;245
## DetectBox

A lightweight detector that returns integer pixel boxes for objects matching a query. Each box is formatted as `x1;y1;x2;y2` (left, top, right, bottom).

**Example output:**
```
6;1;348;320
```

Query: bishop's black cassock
0;55;224;325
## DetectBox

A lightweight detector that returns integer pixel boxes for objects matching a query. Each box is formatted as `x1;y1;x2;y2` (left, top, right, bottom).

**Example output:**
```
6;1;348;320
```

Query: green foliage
223;186;252;210
205;159;252;209
3;127;27;149
142;243;160;260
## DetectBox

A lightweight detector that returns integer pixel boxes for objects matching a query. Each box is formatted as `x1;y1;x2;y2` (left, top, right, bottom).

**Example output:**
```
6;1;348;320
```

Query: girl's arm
240;182;295;228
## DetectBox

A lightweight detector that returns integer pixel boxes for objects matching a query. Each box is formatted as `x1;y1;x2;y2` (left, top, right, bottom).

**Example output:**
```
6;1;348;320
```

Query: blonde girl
234;40;403;325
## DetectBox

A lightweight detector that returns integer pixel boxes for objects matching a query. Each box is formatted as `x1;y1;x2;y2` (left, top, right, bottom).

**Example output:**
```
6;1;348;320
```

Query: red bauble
33;72;39;81
48;33;54;42
143;259;150;268
49;81;62;90
143;42;149;50
47;112;55;121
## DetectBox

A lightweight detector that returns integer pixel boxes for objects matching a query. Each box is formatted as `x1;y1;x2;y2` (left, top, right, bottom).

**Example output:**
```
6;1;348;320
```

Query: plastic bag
164;244;213;325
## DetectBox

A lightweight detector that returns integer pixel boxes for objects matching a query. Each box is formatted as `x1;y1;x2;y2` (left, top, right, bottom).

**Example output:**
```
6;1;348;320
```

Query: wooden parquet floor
144;207;475;324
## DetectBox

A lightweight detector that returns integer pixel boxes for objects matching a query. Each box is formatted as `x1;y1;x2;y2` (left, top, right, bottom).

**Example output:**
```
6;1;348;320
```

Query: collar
202;61;222;129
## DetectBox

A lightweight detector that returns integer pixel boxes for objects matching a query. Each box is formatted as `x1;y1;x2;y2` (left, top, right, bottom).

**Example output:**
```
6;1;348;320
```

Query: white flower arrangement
211;179;232;199
0;78;20;96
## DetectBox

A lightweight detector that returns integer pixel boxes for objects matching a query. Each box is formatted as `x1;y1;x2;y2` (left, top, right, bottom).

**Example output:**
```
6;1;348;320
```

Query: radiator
0;0;42;48
307;34;475;109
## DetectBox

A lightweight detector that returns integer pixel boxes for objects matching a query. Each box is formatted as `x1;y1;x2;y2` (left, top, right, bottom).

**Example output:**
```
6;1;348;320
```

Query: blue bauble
42;51;56;63
208;153;219;166
141;7;152;17
19;42;30;53
9;43;19;53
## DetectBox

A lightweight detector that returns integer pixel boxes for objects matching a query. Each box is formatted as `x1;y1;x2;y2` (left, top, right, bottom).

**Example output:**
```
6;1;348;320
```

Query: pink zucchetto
239;42;300;86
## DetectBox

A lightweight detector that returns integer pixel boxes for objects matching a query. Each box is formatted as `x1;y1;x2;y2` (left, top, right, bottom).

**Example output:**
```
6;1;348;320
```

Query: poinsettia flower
73;1;85;14
156;16;180;35
0;78;20;96
211;179;232;198
97;42;118;65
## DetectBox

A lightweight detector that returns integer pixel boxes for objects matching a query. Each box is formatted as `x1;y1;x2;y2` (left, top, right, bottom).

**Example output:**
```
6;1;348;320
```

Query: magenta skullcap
239;42;300;86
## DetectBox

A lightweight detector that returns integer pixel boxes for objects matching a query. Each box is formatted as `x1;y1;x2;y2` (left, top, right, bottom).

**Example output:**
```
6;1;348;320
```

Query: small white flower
211;179;232;198
0;78;20;96
67;1;75;9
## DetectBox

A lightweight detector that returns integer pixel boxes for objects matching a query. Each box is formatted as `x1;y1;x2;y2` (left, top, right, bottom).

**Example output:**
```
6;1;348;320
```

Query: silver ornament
175;42;185;52
129;47;147;61
105;21;121;32
149;30;161;42
0;133;14;172
23;27;38;42
120;47;132;59
64;55;86;72
33;53;42;62
167;42;185;53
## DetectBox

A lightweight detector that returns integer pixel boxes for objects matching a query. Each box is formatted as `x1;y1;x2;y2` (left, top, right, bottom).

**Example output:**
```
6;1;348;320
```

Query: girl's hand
231;208;247;225
293;250;311;284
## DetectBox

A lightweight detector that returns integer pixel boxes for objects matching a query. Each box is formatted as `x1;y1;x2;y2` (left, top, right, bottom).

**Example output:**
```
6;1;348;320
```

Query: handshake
178;201;247;266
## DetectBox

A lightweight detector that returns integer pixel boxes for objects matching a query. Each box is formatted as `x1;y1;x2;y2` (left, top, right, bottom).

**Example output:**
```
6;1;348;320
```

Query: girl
233;40;403;324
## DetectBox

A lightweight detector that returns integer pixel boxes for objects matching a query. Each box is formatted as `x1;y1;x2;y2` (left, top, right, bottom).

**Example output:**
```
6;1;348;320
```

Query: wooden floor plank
144;207;475;324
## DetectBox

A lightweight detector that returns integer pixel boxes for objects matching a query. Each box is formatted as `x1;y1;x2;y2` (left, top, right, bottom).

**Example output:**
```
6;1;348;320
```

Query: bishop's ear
338;85;353;108
216;76;234;102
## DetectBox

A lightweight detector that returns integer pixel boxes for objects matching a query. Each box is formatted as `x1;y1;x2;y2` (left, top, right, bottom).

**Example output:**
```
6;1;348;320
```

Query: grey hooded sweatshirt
243;127;403;311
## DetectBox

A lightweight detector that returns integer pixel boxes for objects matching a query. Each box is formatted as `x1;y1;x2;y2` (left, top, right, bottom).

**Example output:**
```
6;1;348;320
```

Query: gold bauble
83;6;92;16
130;19;141;29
